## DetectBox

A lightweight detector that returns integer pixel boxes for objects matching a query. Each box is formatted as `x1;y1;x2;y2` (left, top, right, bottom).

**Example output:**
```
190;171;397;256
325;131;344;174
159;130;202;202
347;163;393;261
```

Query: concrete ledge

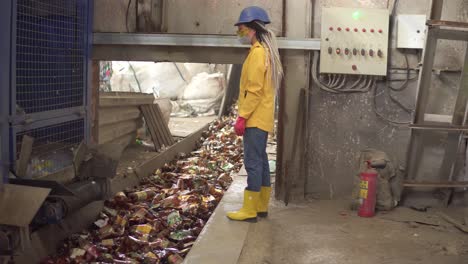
183;174;249;264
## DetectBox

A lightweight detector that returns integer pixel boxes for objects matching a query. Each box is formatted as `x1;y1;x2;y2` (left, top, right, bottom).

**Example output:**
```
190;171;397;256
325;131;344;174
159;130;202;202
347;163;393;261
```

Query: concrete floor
184;169;468;264
182;128;468;264
238;199;468;264
169;116;217;137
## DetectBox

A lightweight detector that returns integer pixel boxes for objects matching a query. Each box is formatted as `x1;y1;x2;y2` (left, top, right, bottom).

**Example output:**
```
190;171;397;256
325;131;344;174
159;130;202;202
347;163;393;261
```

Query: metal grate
16;119;84;178
16;0;86;114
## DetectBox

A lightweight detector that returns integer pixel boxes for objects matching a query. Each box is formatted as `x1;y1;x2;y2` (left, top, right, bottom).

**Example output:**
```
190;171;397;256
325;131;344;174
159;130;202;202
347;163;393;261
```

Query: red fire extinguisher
358;160;386;218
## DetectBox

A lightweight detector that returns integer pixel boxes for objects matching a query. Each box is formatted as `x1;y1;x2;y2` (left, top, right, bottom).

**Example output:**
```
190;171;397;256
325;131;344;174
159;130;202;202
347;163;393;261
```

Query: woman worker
227;6;283;222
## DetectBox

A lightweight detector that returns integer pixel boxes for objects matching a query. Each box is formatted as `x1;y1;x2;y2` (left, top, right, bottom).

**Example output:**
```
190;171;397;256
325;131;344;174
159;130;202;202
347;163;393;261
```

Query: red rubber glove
234;117;246;136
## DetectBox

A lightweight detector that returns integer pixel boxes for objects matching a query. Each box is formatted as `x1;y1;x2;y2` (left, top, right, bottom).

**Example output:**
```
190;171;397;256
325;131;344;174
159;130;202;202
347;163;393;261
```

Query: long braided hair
244;21;283;93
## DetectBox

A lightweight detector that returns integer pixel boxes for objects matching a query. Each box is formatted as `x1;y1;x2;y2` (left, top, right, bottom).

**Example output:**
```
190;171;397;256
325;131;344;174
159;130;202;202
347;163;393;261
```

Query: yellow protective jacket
238;41;275;133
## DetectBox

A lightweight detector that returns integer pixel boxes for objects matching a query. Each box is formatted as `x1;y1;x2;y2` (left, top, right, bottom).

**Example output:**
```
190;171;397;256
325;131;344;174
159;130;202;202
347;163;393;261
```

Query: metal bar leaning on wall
405;1;468;195
438;45;468;182
405;25;440;181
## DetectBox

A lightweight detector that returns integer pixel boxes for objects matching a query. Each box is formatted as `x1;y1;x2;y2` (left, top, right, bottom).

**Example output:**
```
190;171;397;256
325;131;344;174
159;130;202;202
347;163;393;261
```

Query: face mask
237;28;252;45
238;35;251;45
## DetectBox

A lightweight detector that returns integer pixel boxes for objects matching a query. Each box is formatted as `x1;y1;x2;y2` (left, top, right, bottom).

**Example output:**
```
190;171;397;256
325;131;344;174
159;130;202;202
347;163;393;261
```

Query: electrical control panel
397;15;426;49
320;7;389;76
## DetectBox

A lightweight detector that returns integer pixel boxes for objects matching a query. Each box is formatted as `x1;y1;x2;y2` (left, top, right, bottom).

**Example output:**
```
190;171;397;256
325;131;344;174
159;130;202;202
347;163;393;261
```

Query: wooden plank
158;105;174;145
147;105;167;148
153;105;173;146
140;106;162;151
438;212;468;233
147;105;166;149
99;119;140;144
108;131;137;147
99;106;141;126
162;110;175;145
147;106;164;150
403;181;468;188
153;104;174;145
140;104;175;151
16;135;34;178
100;97;154;107
99;92;154;107
135;123;209;178
150;105;167;144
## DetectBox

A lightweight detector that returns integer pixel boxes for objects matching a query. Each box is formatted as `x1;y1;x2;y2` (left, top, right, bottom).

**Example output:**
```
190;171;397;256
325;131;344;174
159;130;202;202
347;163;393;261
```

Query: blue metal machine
1;0;92;183
0;0;93;257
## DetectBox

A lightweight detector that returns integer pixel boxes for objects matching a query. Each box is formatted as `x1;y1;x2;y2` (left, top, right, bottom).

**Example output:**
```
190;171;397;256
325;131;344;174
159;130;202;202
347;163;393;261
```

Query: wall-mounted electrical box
320;7;389;76
397;15;426;49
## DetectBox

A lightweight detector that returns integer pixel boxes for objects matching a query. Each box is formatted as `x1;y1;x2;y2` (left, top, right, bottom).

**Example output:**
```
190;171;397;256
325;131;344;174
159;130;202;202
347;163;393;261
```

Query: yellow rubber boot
227;190;259;222
257;186;271;217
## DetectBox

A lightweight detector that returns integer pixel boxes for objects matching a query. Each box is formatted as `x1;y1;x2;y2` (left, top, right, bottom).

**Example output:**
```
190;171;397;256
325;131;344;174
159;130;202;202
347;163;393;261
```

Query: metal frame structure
93;33;321;50
85;1;94;144
0;0;92;180
406;19;468;188
92;33;321;64
0;1;13;184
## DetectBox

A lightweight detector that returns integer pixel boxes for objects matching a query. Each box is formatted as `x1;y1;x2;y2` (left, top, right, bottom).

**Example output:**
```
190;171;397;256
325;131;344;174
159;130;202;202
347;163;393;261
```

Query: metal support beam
92;33;320;63
85;0;94;145
0;0;12;184
436;29;468;41
9;107;86;127
414;28;439;124
410;124;468;132
12;114;85;134
430;0;444;21
404;181;468;188
93;45;248;64
93;33;321;50
452;48;468;126
427;20;468;29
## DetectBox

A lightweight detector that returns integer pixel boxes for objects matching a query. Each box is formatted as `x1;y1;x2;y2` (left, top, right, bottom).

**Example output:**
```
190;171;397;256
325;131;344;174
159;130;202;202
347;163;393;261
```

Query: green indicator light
352;10;362;20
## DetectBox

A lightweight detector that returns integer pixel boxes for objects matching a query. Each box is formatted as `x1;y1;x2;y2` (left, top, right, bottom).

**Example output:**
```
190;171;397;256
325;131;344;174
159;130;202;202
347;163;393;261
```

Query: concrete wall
164;0;283;35
94;0;137;32
93;0;283;35
307;0;468;199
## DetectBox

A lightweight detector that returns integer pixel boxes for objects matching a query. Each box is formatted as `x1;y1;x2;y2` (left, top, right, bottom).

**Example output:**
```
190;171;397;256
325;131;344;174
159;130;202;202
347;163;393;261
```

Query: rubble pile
42;114;242;264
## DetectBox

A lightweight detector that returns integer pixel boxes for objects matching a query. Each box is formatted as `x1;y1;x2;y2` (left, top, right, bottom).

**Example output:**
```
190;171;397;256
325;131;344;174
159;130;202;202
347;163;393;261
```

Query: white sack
180;72;225;100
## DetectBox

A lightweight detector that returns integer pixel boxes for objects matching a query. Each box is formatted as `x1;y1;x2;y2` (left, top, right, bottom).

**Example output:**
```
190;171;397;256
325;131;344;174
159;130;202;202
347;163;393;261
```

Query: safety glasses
236;28;250;37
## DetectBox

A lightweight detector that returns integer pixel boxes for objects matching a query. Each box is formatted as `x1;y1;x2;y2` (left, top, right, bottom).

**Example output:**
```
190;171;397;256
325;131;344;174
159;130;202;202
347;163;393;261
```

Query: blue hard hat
235;6;271;26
